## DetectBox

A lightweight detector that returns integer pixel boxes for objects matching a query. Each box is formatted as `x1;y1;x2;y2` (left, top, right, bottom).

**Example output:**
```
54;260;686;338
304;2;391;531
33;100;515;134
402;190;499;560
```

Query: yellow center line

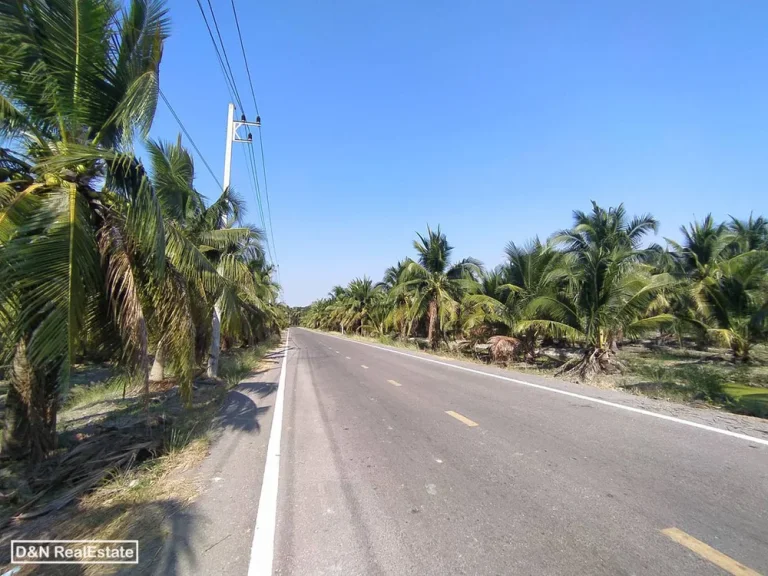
387;379;401;387
445;410;479;427
361;365;369;369
661;528;761;576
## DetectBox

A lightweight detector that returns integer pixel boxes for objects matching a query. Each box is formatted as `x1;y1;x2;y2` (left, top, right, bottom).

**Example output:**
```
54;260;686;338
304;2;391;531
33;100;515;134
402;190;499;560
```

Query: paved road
272;328;768;576
150;348;285;576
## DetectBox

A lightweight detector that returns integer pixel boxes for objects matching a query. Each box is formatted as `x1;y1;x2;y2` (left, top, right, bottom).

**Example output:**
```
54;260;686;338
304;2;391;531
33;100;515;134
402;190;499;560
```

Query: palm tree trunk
149;338;165;382
207;305;221;378
427;299;439;349
1;341;58;462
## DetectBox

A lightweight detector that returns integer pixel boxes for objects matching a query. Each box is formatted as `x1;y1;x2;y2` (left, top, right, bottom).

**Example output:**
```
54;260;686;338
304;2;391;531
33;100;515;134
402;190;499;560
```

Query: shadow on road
212;389;272;435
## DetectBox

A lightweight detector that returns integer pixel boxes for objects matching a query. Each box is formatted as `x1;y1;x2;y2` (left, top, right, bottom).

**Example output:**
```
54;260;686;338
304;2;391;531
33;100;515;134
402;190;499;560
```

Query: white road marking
309;330;768;447
248;329;290;576
361;365;369;369
346;356;351;360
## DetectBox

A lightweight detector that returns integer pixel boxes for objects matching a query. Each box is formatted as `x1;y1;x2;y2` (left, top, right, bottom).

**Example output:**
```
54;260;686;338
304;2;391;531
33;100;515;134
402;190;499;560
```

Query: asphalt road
272;328;768;576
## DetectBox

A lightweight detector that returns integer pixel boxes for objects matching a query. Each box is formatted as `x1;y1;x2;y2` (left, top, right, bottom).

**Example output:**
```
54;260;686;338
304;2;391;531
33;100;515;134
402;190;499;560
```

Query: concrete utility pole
207;103;261;378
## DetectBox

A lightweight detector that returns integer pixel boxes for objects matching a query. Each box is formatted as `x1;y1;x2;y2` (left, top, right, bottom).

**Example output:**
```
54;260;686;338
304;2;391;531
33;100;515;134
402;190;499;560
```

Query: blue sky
151;0;767;305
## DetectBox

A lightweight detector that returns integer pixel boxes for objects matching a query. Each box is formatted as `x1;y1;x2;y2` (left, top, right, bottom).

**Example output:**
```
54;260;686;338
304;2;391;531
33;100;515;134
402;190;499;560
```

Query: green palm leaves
0;0;281;459
303;205;767;380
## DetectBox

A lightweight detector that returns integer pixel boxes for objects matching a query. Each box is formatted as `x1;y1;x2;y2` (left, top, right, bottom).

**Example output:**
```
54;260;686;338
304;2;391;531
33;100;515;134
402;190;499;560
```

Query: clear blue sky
151;0;767;306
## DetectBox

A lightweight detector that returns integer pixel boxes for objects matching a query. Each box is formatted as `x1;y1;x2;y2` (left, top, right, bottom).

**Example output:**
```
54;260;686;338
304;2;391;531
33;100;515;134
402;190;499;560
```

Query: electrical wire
244;143;274;264
194;0;281;285
229;0;259;117
205;0;245;112
159;89;222;190
229;0;280;283
194;0;241;110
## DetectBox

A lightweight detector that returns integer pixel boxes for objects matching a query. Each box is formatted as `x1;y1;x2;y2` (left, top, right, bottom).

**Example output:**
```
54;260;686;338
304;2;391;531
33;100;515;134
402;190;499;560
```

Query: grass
616;345;768;417
219;335;280;388
0;334;283;574
62;373;135;410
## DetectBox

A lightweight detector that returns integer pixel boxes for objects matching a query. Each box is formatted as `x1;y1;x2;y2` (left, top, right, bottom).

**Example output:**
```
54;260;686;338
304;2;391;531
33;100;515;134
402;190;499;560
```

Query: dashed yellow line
445;410;478;427
361;365;369;369
387;379;401;387
661;527;761;576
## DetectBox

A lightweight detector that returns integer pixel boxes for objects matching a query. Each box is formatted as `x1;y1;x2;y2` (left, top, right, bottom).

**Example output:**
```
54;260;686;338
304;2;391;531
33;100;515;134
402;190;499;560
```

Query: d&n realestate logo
11;540;139;564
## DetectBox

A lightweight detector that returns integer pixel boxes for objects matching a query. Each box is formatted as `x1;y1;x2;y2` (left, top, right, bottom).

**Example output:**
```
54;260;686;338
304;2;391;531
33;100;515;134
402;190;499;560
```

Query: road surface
270;328;767;575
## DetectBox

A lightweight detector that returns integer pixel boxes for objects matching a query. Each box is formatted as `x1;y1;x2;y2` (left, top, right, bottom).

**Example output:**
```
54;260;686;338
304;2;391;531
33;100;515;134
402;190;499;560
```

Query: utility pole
207;103;261;378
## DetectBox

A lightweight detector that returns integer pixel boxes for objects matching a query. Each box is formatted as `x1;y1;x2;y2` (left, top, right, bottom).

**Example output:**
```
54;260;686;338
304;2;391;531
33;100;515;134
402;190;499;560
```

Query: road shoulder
149;345;285;576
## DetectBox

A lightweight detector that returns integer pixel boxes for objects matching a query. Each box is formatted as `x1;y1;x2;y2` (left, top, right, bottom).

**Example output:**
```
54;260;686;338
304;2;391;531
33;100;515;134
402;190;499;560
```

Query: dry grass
0;336;282;575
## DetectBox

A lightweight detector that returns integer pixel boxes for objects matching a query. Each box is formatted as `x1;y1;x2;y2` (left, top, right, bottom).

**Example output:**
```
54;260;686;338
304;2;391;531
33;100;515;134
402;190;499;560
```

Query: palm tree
554;201;658;254
377;259;414;338
341;277;383;335
146;138;270;387
697;252;768;361
400;226;482;349
0;0;169;459
523;204;673;378
669;215;735;279
729;214;768;252
466;239;563;361
523;252;675;379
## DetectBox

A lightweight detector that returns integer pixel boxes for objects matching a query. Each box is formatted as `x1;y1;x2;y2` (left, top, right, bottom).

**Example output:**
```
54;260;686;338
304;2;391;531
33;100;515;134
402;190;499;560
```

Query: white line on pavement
310;330;768;448
248;329;290;576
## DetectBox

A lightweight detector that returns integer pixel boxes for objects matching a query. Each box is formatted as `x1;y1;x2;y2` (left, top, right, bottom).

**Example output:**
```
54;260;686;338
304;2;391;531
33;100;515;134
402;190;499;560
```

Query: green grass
63;373;135;410
219;335;281;388
618;344;768;418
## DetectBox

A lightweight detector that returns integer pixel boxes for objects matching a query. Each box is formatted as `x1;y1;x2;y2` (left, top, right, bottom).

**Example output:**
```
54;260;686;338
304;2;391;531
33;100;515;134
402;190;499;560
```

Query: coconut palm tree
146;137;275;380
696;251;768;361
341;277;383;335
522;204;672;378
465;239;563;361
669;215;735;279
522;250;676;379
377;259;414;338
400;226;482;349
0;0;169;459
729;214;768;252
554;201;658;254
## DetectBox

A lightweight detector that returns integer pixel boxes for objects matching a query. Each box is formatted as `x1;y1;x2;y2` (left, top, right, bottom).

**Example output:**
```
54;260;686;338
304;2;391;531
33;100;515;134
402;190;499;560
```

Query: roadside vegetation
0;0;285;556
297;207;768;418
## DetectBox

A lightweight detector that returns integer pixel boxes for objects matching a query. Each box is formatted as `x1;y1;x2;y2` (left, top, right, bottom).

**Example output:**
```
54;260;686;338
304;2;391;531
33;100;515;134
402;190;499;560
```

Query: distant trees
302;204;768;379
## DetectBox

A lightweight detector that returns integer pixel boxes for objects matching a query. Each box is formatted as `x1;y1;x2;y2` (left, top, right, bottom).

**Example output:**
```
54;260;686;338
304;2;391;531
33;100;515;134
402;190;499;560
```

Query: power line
244;143;274;264
159;89;222;190
240;145;266;242
205;0;245;112
229;0;259;117
256;128;279;278
229;0;280;281
194;0;242;111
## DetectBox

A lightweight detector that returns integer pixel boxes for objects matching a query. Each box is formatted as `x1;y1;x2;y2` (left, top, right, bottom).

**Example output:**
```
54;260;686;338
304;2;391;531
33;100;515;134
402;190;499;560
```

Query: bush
672;365;728;402
727;398;768;419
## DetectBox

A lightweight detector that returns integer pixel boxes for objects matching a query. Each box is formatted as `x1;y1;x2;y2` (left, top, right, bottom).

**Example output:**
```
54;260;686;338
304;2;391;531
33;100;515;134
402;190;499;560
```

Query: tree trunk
427;299;439;349
149;339;165;382
207;305;221;378
1;341;58;462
